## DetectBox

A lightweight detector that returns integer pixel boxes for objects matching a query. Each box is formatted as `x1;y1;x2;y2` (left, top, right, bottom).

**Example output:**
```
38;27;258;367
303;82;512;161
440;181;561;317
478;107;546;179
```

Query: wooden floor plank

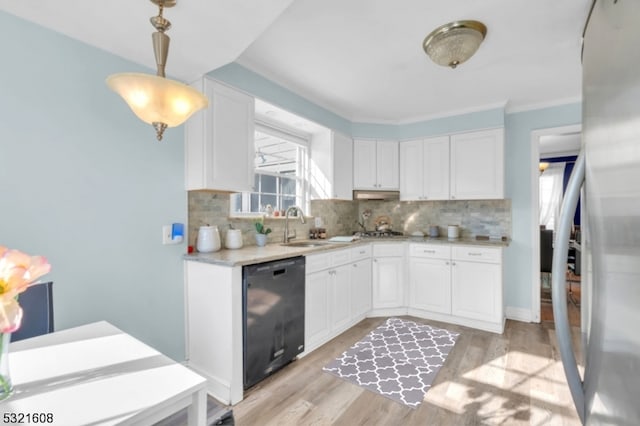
232;316;582;426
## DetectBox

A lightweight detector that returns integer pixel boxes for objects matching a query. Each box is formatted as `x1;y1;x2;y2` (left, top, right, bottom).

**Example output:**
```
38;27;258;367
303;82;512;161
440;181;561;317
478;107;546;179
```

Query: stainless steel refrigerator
552;1;640;424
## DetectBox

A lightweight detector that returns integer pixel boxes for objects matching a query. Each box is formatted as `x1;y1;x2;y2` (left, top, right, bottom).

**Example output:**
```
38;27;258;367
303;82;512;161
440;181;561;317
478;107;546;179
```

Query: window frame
230;120;310;216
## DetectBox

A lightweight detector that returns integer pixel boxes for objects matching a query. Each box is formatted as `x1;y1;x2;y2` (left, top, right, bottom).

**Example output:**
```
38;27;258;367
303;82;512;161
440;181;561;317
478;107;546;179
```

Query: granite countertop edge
184;236;510;267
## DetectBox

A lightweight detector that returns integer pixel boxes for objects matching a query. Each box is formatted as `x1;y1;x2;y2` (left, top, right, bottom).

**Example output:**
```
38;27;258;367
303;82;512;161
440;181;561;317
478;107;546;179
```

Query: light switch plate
162;225;173;245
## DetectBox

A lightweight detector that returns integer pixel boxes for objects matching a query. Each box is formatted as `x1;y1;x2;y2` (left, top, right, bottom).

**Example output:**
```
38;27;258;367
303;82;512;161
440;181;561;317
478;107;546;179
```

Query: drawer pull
423;249;436;254
468;252;483;256
359;250;366;254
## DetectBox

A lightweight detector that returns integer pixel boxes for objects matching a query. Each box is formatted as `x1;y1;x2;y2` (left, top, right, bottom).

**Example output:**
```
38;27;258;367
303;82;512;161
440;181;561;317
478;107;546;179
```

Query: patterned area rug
323;317;460;408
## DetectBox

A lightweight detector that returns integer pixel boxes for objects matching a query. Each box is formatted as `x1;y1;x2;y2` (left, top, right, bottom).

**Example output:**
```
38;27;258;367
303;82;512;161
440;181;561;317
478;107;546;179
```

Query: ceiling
0;0;295;82
1;0;591;124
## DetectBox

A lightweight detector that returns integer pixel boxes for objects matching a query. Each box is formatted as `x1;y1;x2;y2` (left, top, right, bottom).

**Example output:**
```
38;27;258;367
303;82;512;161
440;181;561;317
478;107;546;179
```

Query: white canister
447;225;460;240
225;229;243;249
197;225;221;253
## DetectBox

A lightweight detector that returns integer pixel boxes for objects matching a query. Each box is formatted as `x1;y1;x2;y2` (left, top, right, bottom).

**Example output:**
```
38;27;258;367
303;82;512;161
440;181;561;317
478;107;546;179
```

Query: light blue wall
0;11;187;360
350;107;505;139
503;104;582;310
209;63;352;135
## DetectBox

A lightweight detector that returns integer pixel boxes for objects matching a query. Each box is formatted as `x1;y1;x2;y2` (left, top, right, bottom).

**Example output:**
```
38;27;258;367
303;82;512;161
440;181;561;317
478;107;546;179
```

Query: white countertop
184;236;509;267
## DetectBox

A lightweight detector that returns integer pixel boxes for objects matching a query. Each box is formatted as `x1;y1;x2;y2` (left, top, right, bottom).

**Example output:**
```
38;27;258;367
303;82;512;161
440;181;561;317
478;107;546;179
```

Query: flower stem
0;333;12;398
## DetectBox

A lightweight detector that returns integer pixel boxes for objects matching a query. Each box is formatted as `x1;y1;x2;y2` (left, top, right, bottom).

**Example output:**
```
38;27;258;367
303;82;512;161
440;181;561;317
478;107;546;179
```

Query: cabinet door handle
353;263;358;268
373;258;378;263
451;195;456;199
445;261;450;265
451;262;456;266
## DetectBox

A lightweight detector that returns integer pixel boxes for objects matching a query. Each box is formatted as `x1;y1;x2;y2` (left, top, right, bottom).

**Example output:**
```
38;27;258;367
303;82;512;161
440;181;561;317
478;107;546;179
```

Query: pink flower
0;298;23;333
0;246;51;333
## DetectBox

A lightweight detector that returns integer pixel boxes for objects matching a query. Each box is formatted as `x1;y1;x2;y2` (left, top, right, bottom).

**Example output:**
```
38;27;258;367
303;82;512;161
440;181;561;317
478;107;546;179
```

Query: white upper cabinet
450;128;504;200
310;131;353;200
400;136;449;201
185;78;255;192
353;139;399;190
333;132;354;199
399;128;504;201
353;139;377;189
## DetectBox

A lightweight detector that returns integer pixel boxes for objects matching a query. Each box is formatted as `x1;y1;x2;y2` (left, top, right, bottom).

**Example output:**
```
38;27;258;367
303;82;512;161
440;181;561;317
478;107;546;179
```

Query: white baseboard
505;306;534;323
367;307;409;317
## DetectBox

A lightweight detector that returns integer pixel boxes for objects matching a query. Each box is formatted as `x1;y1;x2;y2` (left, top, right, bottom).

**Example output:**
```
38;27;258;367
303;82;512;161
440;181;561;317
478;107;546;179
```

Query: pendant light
106;0;208;141
539;162;550;174
423;20;487;69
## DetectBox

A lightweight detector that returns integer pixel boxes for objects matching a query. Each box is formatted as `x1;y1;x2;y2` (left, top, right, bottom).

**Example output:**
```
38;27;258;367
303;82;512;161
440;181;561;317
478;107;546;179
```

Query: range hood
353;190;400;201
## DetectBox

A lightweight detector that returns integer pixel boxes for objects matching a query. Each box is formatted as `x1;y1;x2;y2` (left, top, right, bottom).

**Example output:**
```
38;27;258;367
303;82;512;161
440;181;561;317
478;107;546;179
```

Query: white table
4;321;207;425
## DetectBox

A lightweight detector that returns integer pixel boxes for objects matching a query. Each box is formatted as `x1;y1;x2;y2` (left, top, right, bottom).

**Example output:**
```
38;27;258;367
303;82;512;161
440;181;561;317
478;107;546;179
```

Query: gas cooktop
353;230;404;238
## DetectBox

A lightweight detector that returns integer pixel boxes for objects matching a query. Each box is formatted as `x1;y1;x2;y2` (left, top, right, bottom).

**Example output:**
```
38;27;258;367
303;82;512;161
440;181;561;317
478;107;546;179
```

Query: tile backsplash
188;191;311;248
311;199;511;239
188;191;511;248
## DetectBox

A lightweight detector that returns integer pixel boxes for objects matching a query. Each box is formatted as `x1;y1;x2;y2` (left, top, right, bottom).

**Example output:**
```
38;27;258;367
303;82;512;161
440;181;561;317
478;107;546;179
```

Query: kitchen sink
281;241;330;248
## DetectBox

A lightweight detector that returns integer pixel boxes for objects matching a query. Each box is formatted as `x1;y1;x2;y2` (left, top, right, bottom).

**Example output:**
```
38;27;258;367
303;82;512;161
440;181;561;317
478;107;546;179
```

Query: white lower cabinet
350;258;372;318
407;243;504;333
371;243;405;310
330;264;352;332
451;248;503;324
304;269;331;350
409;257;451;314
304;245;372;353
184;261;243;405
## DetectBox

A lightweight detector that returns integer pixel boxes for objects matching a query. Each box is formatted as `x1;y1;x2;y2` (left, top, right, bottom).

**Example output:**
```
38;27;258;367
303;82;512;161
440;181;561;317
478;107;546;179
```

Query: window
231;122;309;215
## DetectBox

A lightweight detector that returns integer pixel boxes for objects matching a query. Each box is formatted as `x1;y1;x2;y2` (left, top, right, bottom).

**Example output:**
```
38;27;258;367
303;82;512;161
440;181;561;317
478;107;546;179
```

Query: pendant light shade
106;0;208;141
423;20;487;69
106;73;207;128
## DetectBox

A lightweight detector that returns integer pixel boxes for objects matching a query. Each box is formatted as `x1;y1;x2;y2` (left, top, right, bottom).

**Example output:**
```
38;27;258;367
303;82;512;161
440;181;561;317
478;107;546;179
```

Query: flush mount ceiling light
106;0;208;141
423;20;487;69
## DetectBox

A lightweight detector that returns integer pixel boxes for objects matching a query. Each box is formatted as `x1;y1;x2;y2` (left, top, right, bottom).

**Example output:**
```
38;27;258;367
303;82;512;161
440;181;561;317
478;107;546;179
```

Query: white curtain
539;162;566;230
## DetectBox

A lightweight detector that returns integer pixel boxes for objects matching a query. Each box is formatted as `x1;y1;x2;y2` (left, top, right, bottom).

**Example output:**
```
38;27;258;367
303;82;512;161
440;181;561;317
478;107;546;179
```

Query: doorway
530;124;581;324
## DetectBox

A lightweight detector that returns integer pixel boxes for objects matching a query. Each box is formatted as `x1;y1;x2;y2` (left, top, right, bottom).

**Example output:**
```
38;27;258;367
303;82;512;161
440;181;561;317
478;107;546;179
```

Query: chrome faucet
284;206;306;242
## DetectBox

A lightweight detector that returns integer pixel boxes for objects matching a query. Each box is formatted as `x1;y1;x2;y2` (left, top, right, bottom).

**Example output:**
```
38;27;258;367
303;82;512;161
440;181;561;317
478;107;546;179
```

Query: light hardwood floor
233;317;582;426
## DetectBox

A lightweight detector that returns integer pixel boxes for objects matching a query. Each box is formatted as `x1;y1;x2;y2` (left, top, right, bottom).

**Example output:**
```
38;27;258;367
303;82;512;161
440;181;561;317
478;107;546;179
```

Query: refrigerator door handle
551;150;585;424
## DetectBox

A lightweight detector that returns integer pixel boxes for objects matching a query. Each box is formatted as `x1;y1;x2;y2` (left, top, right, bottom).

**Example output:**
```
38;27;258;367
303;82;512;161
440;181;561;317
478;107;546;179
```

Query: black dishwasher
242;256;305;389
